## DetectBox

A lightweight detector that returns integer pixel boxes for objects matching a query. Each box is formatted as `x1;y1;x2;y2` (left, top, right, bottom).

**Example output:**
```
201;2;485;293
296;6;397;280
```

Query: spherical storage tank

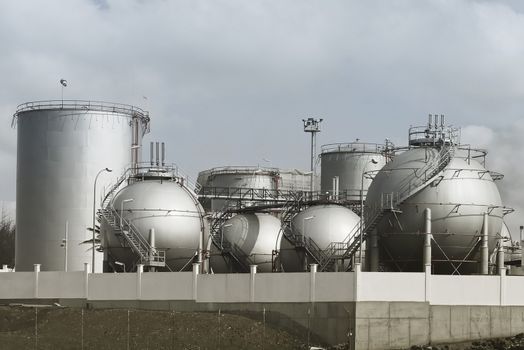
210;213;281;273
14;101;149;272
320;143;388;201
101;175;204;271
365;147;504;274
279;204;361;271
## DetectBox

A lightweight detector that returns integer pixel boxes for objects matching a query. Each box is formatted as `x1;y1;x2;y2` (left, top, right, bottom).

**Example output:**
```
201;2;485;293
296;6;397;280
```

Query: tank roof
13;100;149;125
198;166;310;176
321;142;386;154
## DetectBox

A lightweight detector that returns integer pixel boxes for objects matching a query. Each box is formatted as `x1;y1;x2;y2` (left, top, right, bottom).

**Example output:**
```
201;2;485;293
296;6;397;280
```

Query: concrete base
355;302;524;350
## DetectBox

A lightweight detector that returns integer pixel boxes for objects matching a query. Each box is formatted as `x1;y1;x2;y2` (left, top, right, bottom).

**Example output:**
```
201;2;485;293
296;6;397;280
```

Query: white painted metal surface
280;204;361;271
220;213;281;272
366;147;504;273
320;143;387;201
15;101;149;272
103;179;203;271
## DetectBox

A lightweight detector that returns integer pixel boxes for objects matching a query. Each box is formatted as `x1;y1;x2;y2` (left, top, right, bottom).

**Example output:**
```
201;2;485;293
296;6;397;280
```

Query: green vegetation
0;216;14;268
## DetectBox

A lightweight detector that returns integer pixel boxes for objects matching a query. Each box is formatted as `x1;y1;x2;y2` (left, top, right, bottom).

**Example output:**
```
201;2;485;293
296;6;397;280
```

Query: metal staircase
98;167;167;268
208;203;253;272
273;192;331;270
319;145;455;271
99;207;166;267
101;169;131;209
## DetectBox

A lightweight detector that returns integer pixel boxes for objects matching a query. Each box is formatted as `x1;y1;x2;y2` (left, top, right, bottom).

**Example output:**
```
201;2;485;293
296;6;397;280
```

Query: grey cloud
0;0;523;226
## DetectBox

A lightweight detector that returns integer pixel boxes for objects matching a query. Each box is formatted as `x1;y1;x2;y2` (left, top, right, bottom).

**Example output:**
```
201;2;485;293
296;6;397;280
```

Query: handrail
396;146;454;204
317;145;455;271
14;100;148;118
110;207;164;263
199;187;366;204
321;142;386;154
101;163;202;208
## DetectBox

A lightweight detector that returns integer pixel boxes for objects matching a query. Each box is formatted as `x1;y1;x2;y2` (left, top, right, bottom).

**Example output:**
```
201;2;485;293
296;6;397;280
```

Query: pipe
335;176;339;200
480;213;489;275
150;142;154;166
422;208;432;269
155;142;160;166
520;225;524;268
131;117;140;174
369;230;379;272
497;236;505;274
161;142;166;166
149;228;155;249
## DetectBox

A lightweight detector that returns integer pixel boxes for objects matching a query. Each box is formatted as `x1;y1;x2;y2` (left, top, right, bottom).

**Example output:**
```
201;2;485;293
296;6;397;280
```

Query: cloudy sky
1;0;524;234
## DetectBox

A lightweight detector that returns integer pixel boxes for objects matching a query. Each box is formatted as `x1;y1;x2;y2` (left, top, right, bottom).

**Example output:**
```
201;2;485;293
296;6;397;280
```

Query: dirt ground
410;333;524;350
0;305;312;349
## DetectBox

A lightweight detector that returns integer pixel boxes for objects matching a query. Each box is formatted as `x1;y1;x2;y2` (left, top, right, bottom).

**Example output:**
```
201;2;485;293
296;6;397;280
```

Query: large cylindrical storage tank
197;166;311;212
365;147;504;274
101;177;203;271
320;143;387;201
210;213;281;273
15;101;149;271
279;204;361;271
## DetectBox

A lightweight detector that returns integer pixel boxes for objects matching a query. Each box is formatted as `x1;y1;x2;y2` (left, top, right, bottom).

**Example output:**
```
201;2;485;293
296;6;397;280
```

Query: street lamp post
302;118;323;192
92;167;112;273
359;172;365;264
60;221;69;272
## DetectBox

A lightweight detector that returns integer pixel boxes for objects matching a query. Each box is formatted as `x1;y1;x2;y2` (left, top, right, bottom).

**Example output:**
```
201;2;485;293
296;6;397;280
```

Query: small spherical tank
102;178;203;271
365;147;504;273
211;213;281;273
279;204;361;271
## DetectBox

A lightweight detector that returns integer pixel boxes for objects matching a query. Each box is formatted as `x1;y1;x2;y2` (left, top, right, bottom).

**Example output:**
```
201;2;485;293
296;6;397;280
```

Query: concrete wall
355;302;524;350
2;264;524;348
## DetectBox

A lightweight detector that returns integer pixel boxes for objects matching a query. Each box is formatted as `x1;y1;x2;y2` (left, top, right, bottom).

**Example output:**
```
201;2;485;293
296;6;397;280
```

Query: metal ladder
208;203;253;272
275;192;330;270
99;207;165;267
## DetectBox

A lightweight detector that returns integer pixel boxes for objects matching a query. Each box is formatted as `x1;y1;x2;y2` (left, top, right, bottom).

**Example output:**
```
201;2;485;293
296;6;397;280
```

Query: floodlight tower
302;118;323;192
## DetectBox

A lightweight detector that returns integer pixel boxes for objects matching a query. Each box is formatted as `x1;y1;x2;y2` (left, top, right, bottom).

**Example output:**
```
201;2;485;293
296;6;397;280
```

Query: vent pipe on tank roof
161;142;165;166
155;142;160;166
150;142;154;166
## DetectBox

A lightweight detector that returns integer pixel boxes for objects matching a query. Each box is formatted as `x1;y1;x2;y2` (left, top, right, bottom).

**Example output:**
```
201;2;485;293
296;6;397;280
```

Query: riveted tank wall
365;147;504;273
320;143;387;201
15;102;148;272
279;204;361;272
102;179;203;271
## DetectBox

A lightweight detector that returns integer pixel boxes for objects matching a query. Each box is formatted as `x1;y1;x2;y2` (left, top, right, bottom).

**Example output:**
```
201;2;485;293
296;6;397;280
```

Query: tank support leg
423;208;432;271
497;236;505;275
480;213;489;275
369;229;379;272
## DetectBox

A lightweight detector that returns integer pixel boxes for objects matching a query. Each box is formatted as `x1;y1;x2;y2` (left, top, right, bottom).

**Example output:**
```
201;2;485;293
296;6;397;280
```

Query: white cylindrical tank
102;177;203;271
279;204;361;271
14;101;149;272
365;147;504;273
211;213;281;273
320;143;387;201
197;166;312;211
